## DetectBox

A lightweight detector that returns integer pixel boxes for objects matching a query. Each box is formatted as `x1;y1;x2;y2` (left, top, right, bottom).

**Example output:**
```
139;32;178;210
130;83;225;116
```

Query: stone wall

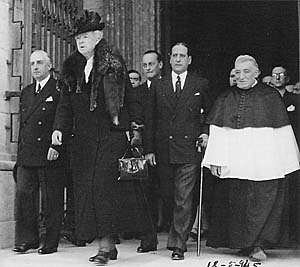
0;0;19;249
0;168;15;249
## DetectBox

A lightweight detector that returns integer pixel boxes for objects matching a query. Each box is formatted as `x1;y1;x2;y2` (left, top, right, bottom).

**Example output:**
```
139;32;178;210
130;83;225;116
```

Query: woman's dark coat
54;39;148;241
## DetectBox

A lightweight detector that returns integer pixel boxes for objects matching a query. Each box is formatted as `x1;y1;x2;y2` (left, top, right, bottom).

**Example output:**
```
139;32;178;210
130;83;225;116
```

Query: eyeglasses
272;72;286;78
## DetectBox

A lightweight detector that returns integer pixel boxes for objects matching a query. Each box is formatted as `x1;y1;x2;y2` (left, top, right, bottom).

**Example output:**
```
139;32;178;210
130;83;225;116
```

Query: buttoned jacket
206;83;290;129
144;72;211;164
17;77;65;167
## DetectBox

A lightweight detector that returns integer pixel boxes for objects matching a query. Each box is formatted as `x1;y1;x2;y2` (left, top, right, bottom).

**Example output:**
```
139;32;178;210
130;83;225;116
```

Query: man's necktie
36;83;41;95
175;75;181;99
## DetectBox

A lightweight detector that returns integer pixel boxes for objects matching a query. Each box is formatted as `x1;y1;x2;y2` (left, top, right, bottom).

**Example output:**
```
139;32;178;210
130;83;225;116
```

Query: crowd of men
12;9;300;265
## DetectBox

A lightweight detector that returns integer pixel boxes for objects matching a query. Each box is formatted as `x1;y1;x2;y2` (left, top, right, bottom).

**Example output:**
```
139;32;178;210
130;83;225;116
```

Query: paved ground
1;233;300;267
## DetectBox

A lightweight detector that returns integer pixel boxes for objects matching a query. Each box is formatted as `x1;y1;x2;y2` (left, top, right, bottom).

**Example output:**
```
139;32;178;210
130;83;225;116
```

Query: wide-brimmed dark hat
70;10;105;37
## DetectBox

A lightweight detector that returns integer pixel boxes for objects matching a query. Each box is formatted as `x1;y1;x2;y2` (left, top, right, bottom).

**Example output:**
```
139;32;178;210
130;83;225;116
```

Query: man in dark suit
140;50;164;127
13;50;66;255
271;65;300;243
144;42;211;260
271;65;299;143
136;50;163;253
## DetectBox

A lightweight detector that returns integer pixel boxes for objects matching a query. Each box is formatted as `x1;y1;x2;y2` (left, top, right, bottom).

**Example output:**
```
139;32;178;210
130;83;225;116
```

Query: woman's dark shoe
89;249;118;262
89;251;110;264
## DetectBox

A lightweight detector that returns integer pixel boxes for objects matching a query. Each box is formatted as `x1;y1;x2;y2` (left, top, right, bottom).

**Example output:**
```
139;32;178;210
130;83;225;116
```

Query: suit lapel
23;77;55;123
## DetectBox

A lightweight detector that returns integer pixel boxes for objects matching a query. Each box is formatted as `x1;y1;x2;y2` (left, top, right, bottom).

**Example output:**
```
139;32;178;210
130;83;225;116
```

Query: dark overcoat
17;77;66;167
144;72;211;164
54;42;147;241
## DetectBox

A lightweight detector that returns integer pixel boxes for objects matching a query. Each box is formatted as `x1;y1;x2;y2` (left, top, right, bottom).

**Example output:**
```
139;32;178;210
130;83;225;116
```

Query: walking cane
197;145;205;256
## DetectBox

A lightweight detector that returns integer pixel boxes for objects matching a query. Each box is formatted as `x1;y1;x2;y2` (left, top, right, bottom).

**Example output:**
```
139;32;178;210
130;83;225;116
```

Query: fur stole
58;38;127;121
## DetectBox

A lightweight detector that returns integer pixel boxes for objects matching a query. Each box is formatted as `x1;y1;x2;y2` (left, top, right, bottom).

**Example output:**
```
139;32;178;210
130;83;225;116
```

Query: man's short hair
170;42;192;56
143;50;163;63
128;69;141;81
235;55;259;71
31;50;52;64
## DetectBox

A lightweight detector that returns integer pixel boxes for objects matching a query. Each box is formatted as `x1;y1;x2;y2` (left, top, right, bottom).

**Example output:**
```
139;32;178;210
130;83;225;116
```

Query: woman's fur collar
59;38;127;119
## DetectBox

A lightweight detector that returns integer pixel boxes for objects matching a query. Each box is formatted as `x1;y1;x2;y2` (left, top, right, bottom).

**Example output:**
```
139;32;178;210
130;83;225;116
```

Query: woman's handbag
118;146;148;181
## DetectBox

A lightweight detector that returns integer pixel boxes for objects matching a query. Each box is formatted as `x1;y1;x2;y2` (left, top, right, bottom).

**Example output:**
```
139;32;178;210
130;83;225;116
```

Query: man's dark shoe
137;245;157;253
89;248;118;262
88;251;110;264
13;242;39;253
171;248;184;260
38;246;58;255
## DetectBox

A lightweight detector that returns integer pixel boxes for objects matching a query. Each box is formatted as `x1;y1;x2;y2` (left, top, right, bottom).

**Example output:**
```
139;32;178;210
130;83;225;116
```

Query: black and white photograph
0;1;300;267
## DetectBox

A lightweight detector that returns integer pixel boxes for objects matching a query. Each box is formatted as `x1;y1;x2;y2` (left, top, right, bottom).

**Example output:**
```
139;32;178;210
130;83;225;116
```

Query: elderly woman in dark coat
52;10;147;264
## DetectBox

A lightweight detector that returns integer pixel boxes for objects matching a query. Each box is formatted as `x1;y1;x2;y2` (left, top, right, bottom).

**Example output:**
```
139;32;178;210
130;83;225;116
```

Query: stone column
0;0;22;249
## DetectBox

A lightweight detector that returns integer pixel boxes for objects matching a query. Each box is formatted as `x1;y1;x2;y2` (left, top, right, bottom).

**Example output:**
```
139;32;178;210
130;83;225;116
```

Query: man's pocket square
287;105;295;112
45;96;53;102
194;92;201;96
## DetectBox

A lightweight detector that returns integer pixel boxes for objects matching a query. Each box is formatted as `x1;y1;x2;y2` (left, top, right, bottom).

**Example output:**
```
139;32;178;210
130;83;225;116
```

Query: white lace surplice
202;125;300;181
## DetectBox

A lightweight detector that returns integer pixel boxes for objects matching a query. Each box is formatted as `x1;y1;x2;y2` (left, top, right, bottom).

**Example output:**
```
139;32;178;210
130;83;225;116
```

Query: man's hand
211;165;221;177
145;153;156;166
52;130;62;145
198;133;208;148
47;147;60;161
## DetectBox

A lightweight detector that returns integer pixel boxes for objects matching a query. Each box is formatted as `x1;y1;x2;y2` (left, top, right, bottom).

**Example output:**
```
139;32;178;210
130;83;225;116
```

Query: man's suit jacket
282;91;300;144
144;72;211;164
17;77;66;167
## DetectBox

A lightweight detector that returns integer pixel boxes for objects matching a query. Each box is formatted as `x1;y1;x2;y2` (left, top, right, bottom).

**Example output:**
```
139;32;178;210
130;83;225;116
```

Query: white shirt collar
171;71;188;92
251;79;258;88
36;74;51;91
146;80;151;89
84;56;94;83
